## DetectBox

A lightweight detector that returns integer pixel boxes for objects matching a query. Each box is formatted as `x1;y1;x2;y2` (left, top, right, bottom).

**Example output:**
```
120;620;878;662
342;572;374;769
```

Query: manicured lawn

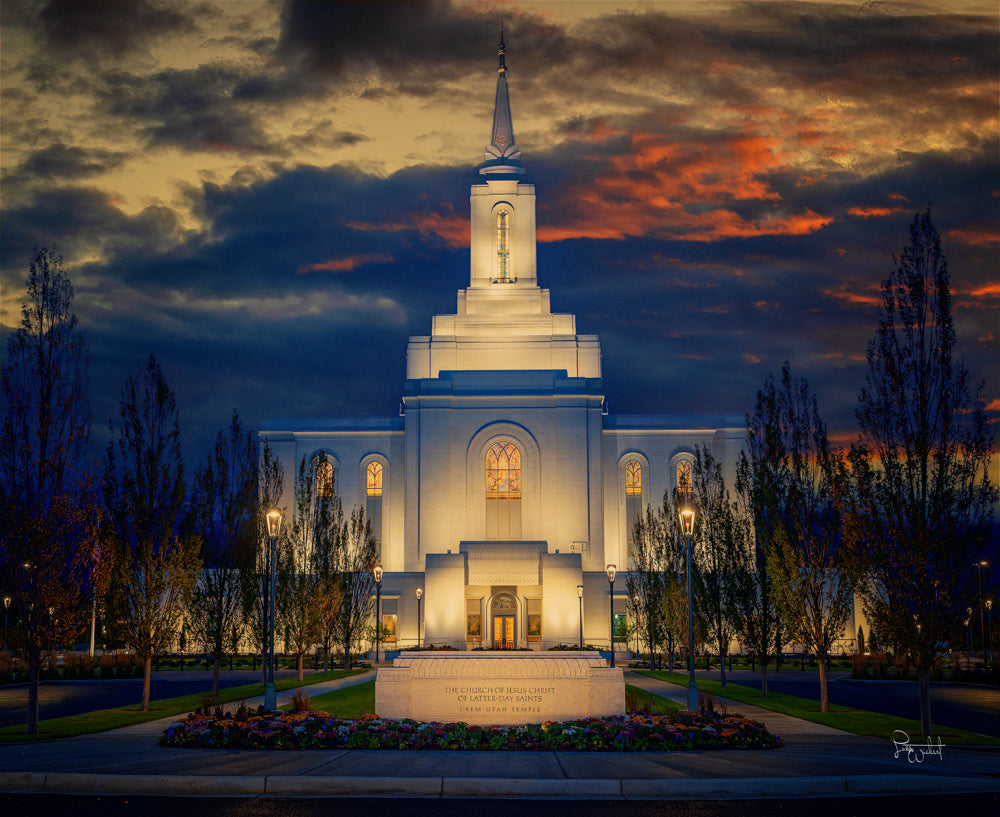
282;679;376;717
635;671;1000;746
0;669;363;743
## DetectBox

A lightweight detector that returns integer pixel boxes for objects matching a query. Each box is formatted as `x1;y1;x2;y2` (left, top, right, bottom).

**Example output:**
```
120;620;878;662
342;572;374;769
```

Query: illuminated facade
262;35;744;652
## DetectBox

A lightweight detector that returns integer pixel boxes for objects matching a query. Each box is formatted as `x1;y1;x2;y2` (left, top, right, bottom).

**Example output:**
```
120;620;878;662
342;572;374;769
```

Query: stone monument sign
375;651;624;725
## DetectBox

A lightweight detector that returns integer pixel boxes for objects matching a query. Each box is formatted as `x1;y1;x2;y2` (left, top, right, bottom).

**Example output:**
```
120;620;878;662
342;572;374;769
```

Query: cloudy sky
2;0;997;469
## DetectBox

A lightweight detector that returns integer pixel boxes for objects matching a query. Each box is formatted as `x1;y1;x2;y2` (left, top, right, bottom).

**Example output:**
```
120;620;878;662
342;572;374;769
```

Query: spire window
495;210;511;283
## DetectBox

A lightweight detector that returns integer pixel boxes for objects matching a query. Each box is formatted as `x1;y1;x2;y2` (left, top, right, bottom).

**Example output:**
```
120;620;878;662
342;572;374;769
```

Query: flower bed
159;708;783;752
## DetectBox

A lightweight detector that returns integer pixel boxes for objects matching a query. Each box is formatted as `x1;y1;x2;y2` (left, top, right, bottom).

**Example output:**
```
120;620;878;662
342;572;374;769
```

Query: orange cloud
535;130;832;243
297;253;393;274
945;228;1000;246
822;286;881;306
985;399;1000;412
847;206;908;218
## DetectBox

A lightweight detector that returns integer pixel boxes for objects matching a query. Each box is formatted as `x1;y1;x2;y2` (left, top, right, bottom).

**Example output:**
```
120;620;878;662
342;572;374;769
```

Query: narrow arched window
677;459;693;492
486;441;521;539
625;460;643;568
496;210;510;282
366;462;383;559
315;460;334;499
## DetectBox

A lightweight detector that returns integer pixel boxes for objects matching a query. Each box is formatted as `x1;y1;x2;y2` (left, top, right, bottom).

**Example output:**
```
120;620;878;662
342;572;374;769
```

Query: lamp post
986;599;993;668
680;501;698;712
606;565;616;668
264;508;282;712
415;586;423;649
374;565;383;665
974;560;988;661
577;584;584;649
3;595;10;651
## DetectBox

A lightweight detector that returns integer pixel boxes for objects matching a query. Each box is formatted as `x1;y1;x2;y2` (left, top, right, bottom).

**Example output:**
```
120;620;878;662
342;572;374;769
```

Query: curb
2;772;998;799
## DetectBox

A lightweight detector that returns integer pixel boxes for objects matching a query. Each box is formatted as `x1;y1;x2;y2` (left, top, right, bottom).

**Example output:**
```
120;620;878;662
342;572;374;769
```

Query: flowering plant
159;708;782;752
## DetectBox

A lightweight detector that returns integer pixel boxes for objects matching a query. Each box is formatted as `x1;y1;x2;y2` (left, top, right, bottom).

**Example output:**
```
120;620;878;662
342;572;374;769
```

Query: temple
261;33;744;653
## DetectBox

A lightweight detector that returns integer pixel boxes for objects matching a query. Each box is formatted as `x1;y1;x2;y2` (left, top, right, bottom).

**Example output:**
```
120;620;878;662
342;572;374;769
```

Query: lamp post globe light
577;584;584;649
606;565;616;668
415;586;423;649
679;501;698;712
374;565;383;664
264;509;282;711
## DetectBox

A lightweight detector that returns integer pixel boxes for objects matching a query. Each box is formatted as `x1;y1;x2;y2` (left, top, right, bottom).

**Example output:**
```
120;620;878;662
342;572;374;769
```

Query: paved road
659;669;1000;737
1;793;998;816
0;669;310;729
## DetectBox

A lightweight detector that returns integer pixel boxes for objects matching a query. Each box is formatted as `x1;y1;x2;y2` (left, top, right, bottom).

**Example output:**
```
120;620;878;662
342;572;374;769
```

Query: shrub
288;688;312;712
851;653;868;678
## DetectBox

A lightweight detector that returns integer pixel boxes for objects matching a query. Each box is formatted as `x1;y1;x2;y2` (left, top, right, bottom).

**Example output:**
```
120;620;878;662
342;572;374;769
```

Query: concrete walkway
1;668;997;800
623;670;852;736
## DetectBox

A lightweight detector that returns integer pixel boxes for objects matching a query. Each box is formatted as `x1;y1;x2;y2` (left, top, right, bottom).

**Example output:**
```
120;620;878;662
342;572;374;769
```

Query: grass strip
0;669;362;743
635;670;1000;746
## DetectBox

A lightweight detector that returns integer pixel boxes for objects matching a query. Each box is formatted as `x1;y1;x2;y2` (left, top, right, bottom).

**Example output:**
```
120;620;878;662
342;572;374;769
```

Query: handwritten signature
892;730;944;763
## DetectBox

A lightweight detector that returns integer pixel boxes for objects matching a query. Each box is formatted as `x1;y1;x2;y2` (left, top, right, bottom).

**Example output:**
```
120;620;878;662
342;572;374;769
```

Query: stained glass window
496;210;510;282
315;460;334;498
677;459;693;492
486;442;521;499
366;461;383;496
625;460;641;495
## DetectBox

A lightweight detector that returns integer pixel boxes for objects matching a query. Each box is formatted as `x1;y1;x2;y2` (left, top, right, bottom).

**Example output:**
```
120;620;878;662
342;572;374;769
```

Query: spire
482;24;524;175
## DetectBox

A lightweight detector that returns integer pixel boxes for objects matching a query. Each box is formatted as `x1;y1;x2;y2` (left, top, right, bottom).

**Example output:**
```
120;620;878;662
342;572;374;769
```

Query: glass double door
493;616;515;650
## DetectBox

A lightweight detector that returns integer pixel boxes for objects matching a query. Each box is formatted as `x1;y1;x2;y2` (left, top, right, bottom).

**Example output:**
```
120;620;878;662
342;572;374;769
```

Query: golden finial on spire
498;22;506;74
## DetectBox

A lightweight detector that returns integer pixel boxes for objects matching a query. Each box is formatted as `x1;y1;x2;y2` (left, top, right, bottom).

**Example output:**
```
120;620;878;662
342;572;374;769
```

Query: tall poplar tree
745;364;853;712
103;355;201;710
846;211;996;737
188;411;258;695
0;247;100;734
690;445;740;689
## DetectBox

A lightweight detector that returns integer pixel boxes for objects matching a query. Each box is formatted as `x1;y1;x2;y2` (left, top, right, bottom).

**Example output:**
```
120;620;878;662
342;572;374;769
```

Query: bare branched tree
846;211;996;737
0;247;100;734
102;355;201;711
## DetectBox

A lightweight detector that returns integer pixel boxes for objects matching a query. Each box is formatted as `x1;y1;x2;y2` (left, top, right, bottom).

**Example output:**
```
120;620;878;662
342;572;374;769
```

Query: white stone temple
261;33;744;653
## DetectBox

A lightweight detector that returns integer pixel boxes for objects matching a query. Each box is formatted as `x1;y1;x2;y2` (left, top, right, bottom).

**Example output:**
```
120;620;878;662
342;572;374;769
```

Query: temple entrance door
493;616;515;650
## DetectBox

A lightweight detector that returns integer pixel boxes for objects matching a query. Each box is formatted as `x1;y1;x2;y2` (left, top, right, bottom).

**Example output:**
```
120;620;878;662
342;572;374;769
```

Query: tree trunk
141;655;152;711
26;652;41;735
719;639;727;689
343;639;351;671
918;661;933;738
760;658;769;698
297;651;304;681
212;655;220;696
818;653;828;713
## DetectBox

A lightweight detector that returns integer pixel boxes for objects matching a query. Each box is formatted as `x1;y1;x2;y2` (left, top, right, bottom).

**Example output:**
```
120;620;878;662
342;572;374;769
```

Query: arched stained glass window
625;460;641;496
486;442;521;498
677;459;693;492
366;462;383;496
486;441;521;539
315;460;334;498
366;461;384;559
496;210;510;282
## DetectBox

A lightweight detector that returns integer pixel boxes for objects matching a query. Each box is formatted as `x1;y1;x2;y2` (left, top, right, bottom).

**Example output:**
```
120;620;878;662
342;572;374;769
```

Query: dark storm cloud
30;0;197;60
0;185;187;274
97;64;282;152
275;0;569;84
14;143;127;180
